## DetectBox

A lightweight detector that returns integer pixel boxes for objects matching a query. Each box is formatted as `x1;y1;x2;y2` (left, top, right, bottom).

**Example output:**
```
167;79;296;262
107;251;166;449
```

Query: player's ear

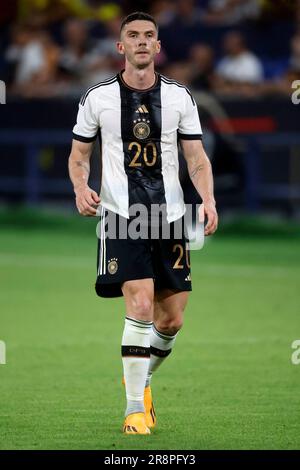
156;40;161;54
117;41;125;55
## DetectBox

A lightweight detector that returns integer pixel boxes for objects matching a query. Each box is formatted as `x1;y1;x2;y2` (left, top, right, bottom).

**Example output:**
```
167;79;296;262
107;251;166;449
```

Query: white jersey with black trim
73;72;202;223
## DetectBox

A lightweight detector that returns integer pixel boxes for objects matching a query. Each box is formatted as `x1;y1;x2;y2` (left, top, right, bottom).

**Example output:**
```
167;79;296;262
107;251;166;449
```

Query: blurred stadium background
0;0;300;450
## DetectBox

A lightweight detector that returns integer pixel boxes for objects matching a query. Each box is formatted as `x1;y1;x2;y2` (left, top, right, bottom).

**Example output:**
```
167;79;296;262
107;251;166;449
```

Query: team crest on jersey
133;105;150;140
133;121;150;140
108;258;118;275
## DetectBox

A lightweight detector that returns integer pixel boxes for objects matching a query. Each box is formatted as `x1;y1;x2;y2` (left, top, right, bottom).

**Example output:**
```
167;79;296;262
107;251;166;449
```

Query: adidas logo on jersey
135;105;149;114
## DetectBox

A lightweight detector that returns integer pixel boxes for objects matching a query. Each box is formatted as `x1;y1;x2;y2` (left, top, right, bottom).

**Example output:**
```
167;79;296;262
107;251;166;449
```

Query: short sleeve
178;89;202;140
72;92;99;143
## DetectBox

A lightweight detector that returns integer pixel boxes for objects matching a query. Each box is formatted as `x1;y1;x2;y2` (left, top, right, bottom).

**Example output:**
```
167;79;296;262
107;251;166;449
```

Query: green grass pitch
0;213;299;450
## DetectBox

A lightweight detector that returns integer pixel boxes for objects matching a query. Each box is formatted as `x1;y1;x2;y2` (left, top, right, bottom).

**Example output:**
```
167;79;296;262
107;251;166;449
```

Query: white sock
146;324;177;387
121;316;152;417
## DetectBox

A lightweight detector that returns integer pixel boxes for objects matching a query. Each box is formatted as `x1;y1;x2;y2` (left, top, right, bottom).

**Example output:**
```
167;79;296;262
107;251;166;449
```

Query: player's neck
122;64;156;90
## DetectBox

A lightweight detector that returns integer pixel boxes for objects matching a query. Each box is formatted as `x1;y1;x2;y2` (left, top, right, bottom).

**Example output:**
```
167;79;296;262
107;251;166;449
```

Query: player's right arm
70;89;100;216
68;139;100;216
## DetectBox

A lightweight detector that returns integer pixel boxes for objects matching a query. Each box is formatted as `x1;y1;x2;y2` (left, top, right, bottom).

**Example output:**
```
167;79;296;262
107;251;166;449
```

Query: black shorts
95;208;192;298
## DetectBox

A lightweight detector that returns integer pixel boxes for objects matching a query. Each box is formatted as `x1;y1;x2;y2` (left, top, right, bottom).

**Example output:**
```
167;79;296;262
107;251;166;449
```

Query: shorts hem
95;273;154;298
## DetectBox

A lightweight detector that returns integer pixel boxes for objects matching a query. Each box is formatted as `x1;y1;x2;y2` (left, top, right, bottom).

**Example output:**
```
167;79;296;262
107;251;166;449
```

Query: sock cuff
126;316;153;329
122;317;151;348
152;323;177;341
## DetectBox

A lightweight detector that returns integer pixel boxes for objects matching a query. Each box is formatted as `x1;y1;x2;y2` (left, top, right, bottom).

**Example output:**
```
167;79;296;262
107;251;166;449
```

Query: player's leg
147;289;189;385
143;289;189;428
121;278;154;434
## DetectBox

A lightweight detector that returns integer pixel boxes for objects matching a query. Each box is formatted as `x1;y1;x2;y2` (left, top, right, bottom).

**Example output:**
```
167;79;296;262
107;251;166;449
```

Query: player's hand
74;185;100;216
201;200;218;236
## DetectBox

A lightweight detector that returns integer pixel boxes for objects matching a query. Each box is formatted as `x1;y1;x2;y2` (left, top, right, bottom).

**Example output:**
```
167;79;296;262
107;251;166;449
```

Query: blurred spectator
259;0;299;22
93;14;126;72
59;18;114;88
5;23;60;91
61;0;122;21
290;33;300;74
189;43;215;91
162;61;193;86
158;0;203;61
174;0;202;26
262;33;300;96
17;0;69;27
17;0;122;24
2;0;298;101
95;15;121;58
150;0;177;27
215;31;264;96
202;0;260;26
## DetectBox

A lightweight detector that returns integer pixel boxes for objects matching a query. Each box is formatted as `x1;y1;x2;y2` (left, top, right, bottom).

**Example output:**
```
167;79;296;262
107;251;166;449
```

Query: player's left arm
181;139;218;236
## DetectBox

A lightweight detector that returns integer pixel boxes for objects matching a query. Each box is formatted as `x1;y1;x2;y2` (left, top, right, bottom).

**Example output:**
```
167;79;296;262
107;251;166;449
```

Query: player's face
118;20;161;69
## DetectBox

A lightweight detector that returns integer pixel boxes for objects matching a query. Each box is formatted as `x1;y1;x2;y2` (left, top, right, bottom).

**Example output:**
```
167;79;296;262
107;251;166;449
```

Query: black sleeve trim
178;133;203;140
72;132;97;143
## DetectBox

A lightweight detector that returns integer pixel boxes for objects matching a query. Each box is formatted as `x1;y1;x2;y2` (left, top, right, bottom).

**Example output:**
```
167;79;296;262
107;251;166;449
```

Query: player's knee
157;316;183;336
132;294;153;320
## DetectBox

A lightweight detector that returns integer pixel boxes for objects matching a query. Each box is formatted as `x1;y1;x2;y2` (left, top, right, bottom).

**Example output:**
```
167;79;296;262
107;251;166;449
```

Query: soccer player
68;11;218;435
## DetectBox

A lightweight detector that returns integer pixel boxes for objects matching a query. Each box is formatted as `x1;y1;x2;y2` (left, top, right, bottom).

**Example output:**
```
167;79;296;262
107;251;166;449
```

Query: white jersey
73;72;202;223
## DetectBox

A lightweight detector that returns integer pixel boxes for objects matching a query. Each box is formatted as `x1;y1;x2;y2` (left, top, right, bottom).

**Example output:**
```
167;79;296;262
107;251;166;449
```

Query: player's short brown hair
120;12;158;35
